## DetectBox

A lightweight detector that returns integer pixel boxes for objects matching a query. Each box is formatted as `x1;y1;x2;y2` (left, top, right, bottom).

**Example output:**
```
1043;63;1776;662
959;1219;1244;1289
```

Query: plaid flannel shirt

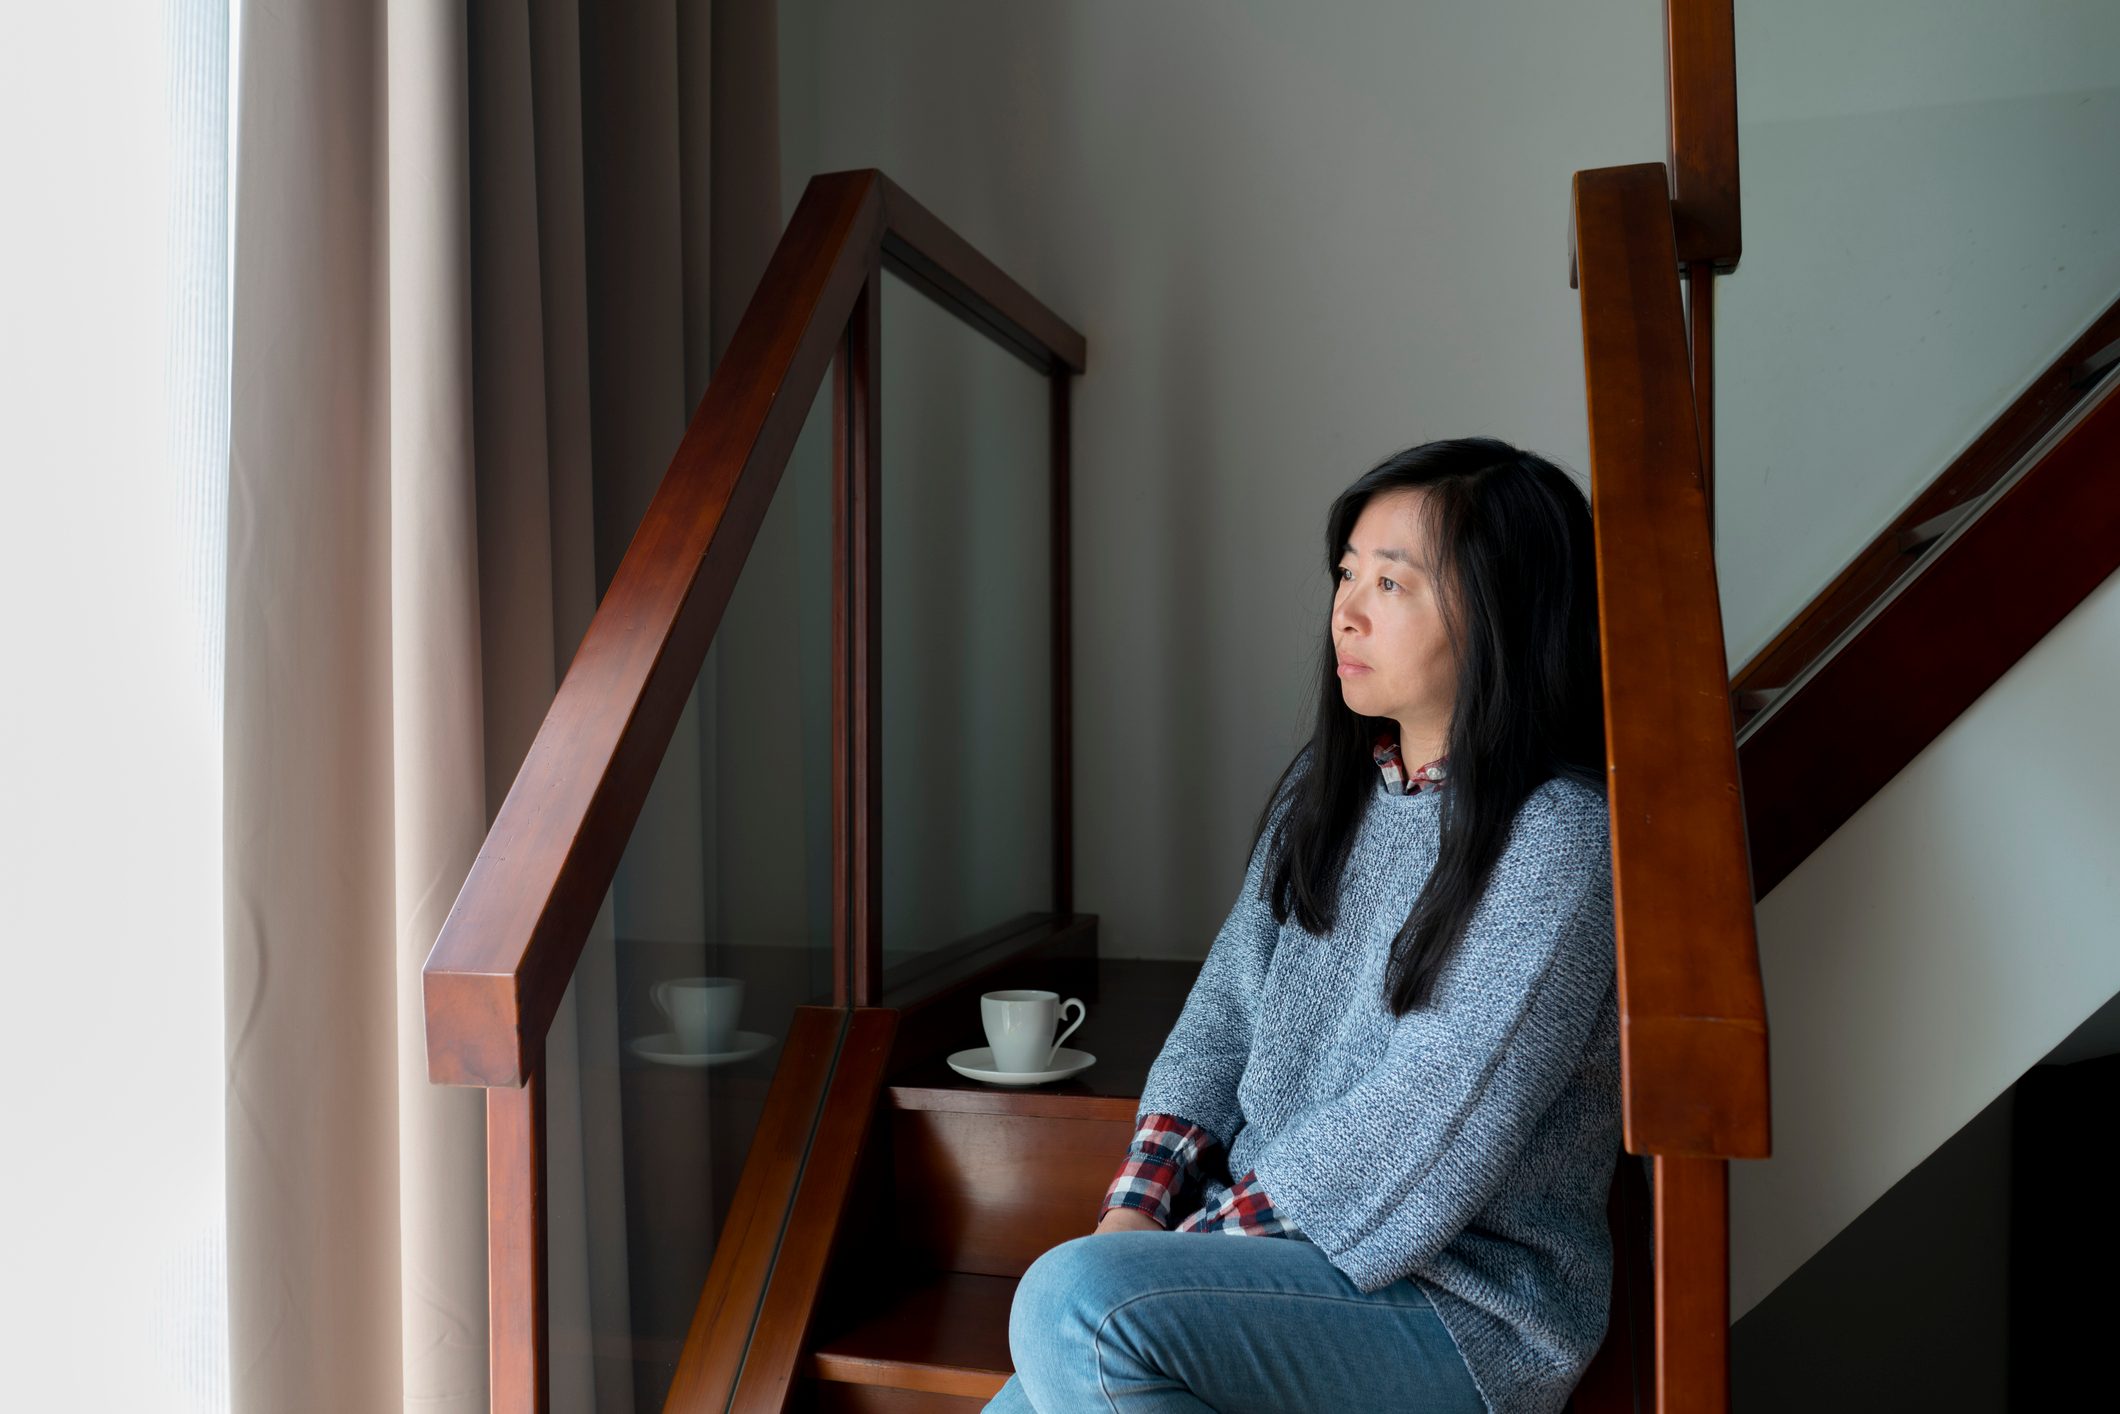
1096;729;1450;1235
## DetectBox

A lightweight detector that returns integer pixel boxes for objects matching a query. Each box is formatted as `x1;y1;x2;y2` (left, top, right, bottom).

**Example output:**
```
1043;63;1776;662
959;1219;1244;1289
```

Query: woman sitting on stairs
983;437;1623;1414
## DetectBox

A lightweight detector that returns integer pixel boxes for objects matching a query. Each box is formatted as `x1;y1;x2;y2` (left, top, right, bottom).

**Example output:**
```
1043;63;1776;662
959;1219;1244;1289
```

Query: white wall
778;0;1667;961
1731;555;2120;1318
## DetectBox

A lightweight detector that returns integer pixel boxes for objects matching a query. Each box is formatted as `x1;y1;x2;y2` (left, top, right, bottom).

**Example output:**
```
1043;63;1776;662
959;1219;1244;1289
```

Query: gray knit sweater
1136;752;1621;1414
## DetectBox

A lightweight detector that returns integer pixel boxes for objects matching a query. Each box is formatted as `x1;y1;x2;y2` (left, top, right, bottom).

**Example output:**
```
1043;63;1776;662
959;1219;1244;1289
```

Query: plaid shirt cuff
1174;1166;1302;1237
1096;1113;1217;1229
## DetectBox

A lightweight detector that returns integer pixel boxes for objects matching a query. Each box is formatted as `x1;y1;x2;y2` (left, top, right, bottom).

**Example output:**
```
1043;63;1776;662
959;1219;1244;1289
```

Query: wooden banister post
835;253;885;1010
1653;1156;1731;1413
1662;0;1741;271
488;1062;549;1413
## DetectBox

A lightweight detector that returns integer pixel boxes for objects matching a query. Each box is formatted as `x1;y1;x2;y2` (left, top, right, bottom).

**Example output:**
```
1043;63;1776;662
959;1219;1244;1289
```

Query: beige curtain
224;3;781;1410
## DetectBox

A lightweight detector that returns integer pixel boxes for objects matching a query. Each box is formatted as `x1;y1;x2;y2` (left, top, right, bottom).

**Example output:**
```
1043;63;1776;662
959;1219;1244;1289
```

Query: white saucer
947;1045;1096;1086
629;1030;778;1068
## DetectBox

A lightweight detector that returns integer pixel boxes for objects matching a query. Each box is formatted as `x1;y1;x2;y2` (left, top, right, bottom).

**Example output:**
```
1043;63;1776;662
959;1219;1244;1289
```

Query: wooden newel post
1653;1154;1731;1413
488;1059;549;1413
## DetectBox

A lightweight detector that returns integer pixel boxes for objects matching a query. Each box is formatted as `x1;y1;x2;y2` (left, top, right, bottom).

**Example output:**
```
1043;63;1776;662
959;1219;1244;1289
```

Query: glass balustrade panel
877;267;1058;997
1716;2;2120;672
544;371;840;1413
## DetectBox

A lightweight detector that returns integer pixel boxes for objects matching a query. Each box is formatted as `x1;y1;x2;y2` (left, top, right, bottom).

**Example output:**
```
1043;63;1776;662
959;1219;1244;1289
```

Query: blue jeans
980;1230;1486;1412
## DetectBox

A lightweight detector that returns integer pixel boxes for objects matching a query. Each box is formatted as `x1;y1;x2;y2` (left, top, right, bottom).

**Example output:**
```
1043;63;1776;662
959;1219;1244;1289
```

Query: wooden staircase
417;2;2120;1404
426;8;1779;1406
421;152;1754;1410
799;956;1192;1411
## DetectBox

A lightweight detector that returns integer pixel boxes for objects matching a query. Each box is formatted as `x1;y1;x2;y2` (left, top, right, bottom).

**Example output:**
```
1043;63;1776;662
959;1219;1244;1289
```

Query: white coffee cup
981;989;1086;1073
653;976;744;1054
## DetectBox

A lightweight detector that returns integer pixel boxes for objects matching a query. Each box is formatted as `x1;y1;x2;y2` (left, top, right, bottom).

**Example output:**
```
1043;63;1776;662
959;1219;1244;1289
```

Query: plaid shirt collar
1372;728;1449;795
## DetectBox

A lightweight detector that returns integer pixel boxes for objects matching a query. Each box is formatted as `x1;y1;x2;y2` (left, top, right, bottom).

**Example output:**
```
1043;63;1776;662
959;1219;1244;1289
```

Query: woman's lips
1336;658;1371;677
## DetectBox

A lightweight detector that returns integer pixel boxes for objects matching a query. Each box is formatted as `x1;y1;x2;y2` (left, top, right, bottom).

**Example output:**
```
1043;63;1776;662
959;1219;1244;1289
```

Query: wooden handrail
1661;1;1739;507
1571;160;1769;1414
1728;291;2120;744
417;166;1083;1413
1572;161;1771;1163
1736;372;2120;897
421;169;1085;1089
1662;0;1741;272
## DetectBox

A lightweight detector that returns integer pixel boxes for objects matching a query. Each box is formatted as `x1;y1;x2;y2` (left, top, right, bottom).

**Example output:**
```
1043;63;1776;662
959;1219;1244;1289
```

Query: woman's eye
1381;578;1399;592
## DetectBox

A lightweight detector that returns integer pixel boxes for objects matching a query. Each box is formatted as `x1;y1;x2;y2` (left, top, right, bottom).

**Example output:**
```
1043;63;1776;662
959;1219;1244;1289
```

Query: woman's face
1332;488;1458;757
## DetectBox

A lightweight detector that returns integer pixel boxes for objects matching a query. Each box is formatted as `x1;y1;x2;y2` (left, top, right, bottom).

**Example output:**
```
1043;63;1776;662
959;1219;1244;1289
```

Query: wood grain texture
1687;260;1716;523
661;1007;853;1412
422;168;1088;1086
1739;378;2120;897
728;1009;903;1412
1662;1;1741;270
1050;370;1074;919
890;1108;1136;1279
1572;162;1771;1162
661;952;1183;1409
809;1385;993;1413
420;166;1084;1410
1653;1156;1731;1414
423;171;884;1087
835;258;885;1009
809;1270;1018;1400
488;1069;548;1414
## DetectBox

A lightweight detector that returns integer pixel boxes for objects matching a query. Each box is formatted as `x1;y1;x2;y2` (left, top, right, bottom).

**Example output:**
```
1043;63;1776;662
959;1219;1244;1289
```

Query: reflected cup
652;976;743;1054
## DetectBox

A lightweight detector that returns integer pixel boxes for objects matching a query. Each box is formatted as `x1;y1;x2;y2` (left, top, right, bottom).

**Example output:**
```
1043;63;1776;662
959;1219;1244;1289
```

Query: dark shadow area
1732;1001;2120;1413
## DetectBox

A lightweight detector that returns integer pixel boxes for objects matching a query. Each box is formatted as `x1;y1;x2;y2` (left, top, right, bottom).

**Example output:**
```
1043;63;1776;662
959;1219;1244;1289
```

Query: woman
982;438;1622;1413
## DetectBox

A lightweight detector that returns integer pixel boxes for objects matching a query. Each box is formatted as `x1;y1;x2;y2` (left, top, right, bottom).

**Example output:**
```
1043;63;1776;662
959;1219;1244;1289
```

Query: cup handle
650;981;670;1016
1051;998;1086;1058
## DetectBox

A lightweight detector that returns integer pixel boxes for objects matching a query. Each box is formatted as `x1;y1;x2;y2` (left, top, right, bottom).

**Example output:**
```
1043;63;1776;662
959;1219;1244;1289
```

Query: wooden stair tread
810;1269;1018;1398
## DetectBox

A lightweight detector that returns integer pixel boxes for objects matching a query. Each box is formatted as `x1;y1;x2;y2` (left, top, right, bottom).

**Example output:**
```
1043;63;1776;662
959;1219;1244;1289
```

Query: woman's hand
1095;1206;1164;1236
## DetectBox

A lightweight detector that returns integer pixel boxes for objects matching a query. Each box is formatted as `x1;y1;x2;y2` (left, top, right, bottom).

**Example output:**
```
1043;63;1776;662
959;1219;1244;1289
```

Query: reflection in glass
545;371;839;1411
879;267;1057;981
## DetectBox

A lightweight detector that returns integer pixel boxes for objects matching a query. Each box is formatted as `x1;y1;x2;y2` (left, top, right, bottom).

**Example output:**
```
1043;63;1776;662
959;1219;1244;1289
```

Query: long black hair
1249;436;1605;1017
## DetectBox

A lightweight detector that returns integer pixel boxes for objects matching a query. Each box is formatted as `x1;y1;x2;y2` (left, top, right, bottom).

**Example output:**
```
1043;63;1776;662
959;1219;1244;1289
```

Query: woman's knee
1011;1234;1101;1339
1009;1234;1140;1388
